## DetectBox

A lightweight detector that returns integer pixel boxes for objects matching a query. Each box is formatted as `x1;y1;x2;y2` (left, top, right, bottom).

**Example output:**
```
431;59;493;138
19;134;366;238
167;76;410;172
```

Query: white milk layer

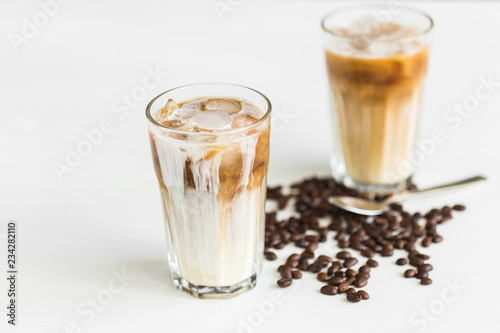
152;131;265;287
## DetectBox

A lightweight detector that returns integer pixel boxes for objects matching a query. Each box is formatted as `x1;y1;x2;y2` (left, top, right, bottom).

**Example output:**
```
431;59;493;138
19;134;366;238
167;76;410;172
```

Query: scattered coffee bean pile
265;177;466;303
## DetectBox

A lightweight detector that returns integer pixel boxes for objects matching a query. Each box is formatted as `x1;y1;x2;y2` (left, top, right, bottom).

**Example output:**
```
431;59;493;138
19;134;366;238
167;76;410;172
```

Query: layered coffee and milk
325;22;429;187
148;97;270;288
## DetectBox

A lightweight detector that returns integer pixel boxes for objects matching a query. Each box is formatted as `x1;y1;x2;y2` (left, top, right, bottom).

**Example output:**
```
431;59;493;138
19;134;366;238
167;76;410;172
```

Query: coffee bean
335;232;347;241
279;267;292;279
433;235;443;243
405;242;416;252
298;260;308;271
335;270;346;278
317;272;328;282
320;285;337;295
308;263;322;273
452;204;466;211
327;264;340;275
306;242;318;252
416;271;428;279
336;251;351;259
354;278;367;288
374;217;388;225
422;236;432;248
361;249;374;258
359;265;371;273
409;257;424;267
404;269;416;278
416;253;430;260
390;203;403;212
346;269;357;277
288;254;300;261
345;287;356;295
407;183;418;191
357;290;370;300
317;255;332;262
305;235;318;242
356;272;370;280
292;270;302;279
265;252;277;261
274;242;285;249
441;206;452;215
327;276;344;286
419;264;433;272
395;239;406;249
338;239;350;248
381;249;393;257
316;259;330;268
344;257;358;268
367;259;378;267
338;281;350;292
301;250;315;259
420;277;432;285
346;293;362;302
286;260;299;268
345;276;356;285
277;278;292;288
332;260;344;269
396;258;407;266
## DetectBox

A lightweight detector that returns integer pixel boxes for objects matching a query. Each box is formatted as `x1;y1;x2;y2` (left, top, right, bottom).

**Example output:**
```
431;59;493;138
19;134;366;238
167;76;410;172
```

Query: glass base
338;174;411;194
172;273;257;299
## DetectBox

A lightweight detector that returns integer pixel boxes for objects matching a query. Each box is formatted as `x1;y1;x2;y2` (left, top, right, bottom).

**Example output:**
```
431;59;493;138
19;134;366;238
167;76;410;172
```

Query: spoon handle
392;175;487;202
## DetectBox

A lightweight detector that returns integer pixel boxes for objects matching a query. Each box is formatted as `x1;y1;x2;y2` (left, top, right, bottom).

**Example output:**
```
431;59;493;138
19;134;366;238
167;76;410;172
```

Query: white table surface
1;1;499;332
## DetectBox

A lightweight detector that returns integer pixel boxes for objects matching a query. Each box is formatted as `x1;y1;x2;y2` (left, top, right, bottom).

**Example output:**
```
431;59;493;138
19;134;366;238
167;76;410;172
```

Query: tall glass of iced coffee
146;83;271;298
322;5;433;192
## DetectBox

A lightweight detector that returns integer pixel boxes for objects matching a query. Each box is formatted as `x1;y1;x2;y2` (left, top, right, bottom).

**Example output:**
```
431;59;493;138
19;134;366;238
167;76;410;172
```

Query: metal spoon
328;175;487;216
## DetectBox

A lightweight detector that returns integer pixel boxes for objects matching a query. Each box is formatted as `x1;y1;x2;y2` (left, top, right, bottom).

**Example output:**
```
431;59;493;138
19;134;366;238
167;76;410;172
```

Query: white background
1;1;499;332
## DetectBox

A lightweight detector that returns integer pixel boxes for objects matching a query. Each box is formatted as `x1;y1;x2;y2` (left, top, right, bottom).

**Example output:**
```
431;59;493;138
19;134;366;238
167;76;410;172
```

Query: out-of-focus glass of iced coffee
146;83;271;298
322;5;433;192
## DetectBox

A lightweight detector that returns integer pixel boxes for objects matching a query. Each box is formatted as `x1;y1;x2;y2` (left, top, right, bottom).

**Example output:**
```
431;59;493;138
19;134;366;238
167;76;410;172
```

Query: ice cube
203;98;241;115
240;101;263;119
156;99;178;122
231;114;258;129
191;110;232;130
181;99;207;112
159;119;183;129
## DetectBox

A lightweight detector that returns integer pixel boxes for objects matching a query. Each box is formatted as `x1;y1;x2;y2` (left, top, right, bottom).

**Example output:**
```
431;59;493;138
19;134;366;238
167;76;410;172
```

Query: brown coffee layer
325;46;429;185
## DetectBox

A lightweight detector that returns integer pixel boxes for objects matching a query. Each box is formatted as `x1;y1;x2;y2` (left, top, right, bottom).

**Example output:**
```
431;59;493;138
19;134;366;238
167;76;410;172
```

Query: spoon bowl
328;176;486;216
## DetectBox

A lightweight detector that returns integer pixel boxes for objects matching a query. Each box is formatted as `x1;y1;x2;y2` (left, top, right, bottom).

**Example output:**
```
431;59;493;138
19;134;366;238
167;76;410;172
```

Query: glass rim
145;82;272;136
321;4;434;42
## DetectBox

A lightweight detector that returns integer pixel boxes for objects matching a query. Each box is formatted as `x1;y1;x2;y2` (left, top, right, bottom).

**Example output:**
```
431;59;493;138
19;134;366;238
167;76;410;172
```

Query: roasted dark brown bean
320;285;337;295
277;278;292;288
359;265;370;273
344;257;358;268
354;278;367;288
265;252;277;261
327;276;344;286
292;270;302;279
396;258;407;266
345;287;356;295
346;293;362;302
336;251;351;259
338;281;350;292
317;272;328;282
357;290;370;300
420;277;433;285
404;269;416;278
